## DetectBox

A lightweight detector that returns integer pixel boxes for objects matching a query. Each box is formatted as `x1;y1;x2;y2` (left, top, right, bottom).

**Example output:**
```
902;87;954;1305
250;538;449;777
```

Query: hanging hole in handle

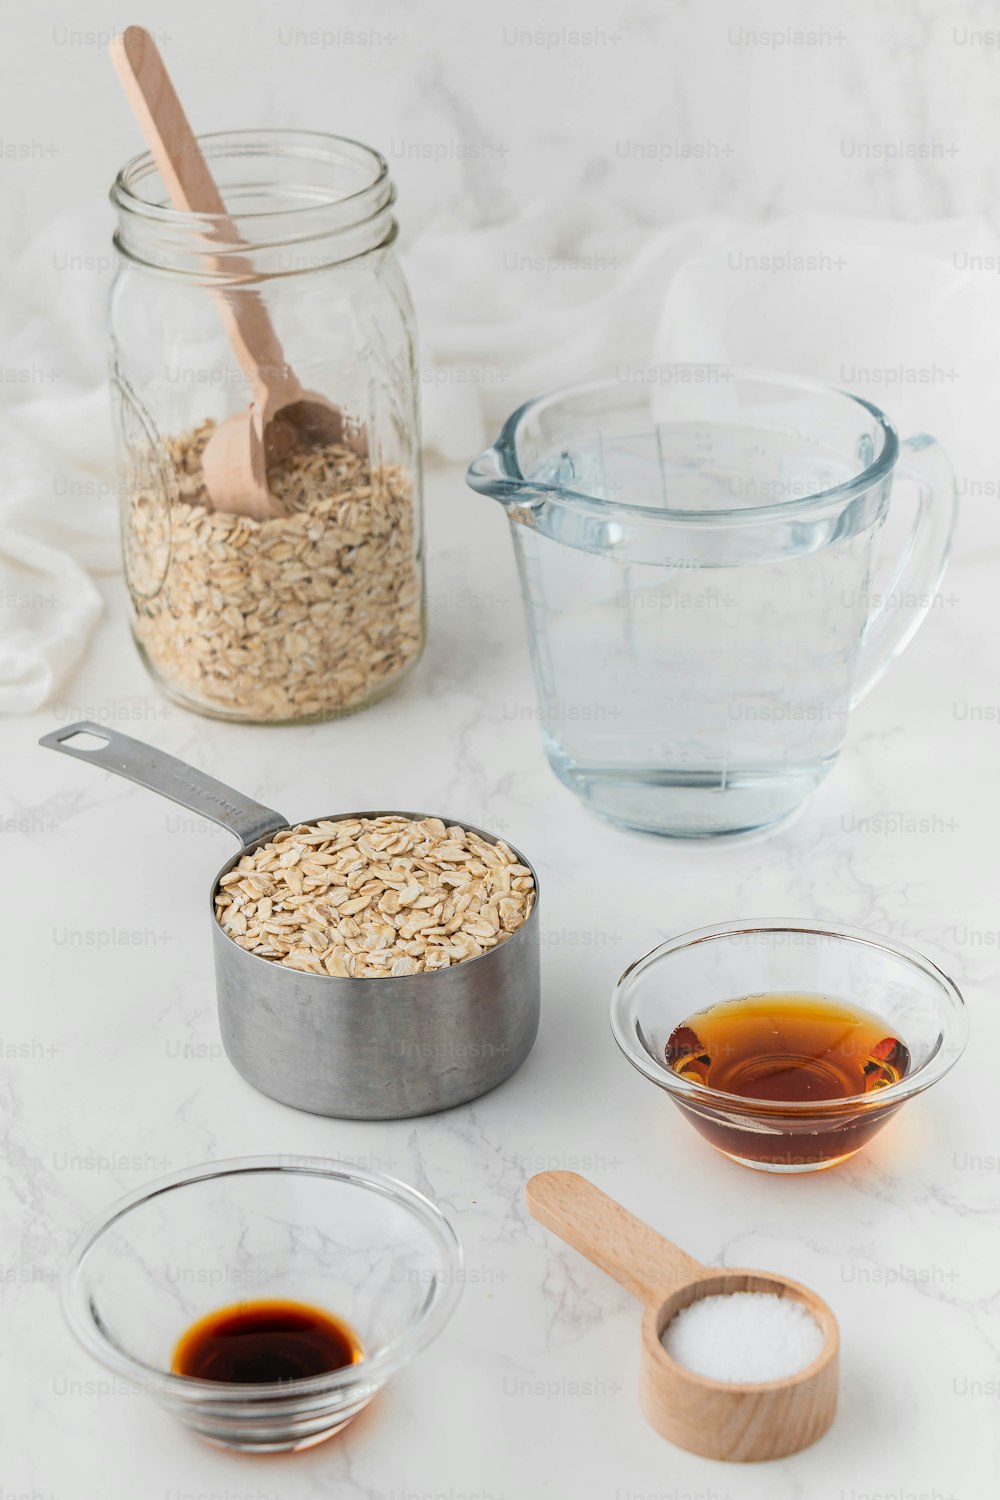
59;730;110;752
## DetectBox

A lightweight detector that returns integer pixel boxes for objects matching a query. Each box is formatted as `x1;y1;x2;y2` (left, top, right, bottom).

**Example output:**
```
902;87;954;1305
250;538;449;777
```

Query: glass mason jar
109;131;424;722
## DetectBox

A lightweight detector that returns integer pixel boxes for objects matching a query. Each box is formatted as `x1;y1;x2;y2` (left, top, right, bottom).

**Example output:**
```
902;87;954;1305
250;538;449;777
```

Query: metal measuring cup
41;722;541;1120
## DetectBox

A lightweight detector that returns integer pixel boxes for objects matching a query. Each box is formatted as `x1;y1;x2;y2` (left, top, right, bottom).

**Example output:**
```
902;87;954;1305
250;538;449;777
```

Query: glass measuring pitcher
467;371;956;837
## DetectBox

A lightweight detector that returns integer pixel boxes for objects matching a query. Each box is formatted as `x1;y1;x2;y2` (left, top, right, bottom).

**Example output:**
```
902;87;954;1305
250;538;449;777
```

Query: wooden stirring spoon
110;26;364;522
526;1171;839;1462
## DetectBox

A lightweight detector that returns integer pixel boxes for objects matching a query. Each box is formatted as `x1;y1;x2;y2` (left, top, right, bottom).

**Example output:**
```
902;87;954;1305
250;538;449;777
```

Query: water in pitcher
516;429;878;836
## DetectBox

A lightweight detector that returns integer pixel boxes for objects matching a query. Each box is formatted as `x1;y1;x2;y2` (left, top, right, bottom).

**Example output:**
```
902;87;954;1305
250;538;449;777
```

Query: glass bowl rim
610;918;968;1115
62;1154;464;1401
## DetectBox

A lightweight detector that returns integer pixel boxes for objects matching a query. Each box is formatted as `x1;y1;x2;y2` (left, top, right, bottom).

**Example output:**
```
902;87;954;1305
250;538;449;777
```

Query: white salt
661;1291;825;1383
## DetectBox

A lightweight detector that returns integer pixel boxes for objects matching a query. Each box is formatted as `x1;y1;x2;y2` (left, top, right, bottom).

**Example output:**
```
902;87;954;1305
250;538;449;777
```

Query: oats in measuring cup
214;815;536;977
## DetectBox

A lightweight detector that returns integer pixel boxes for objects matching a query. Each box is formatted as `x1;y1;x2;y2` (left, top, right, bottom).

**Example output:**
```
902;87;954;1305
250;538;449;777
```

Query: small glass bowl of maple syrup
611;920;968;1172
62;1156;462;1451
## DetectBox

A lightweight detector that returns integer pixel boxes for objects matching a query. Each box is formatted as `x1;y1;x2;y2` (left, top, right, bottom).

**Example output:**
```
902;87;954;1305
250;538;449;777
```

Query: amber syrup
664;991;910;1168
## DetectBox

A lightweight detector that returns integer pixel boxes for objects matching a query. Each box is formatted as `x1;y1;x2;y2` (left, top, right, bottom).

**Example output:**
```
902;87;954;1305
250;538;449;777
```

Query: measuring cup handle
851;432;957;707
39;721;287;847
526;1172;704;1305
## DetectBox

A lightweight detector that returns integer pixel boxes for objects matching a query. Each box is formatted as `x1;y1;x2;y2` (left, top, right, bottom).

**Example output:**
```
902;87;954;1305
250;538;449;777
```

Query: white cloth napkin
0;209;117;712
410;204;1000;467
3;200;998;710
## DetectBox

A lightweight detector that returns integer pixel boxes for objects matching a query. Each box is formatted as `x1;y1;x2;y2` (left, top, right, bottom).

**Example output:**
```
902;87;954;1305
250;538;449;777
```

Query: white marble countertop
3;457;996;1499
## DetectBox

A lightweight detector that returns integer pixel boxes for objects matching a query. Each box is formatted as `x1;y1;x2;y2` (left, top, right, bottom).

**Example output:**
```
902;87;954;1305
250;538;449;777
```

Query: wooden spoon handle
109;26;295;406
526;1172;704;1306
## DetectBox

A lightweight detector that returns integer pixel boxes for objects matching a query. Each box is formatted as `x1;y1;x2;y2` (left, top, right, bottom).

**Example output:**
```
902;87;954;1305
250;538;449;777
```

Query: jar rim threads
111;129;396;278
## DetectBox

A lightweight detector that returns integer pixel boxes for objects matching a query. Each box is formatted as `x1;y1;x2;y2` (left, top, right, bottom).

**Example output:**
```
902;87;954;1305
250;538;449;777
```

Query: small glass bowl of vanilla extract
62;1156;462;1450
611;920;968;1172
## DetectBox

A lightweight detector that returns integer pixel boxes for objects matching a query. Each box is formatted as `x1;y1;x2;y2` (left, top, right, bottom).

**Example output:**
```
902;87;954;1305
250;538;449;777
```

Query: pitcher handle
850;433;957;708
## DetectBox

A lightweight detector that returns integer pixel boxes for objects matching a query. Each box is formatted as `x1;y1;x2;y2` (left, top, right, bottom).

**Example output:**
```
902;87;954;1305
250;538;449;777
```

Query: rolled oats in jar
110;131;424;722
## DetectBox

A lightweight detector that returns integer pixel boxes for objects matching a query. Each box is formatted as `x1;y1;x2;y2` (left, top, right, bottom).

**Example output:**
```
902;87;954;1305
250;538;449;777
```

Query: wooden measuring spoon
110;26;365;522
526;1171;839;1462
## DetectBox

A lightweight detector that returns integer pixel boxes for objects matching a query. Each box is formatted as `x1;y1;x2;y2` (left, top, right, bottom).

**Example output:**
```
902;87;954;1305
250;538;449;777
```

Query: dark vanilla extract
172;1299;363;1385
